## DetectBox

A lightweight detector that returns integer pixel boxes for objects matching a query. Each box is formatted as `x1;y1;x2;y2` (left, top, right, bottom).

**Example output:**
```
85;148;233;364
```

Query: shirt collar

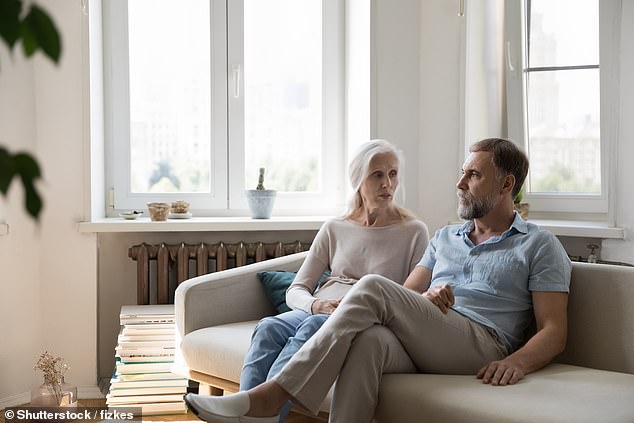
455;211;528;238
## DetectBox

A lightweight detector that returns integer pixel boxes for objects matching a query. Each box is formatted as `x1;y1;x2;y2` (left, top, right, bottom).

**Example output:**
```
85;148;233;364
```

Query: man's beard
457;190;497;220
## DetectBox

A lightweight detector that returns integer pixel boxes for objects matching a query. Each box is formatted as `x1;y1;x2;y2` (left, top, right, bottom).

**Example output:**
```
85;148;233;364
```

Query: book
115;354;175;363
115;345;176;355
123;322;175;330
106;393;185;405
114;372;185;382
115;361;173;374
122;324;175;335
117;339;175;348
109;377;188;389
108;386;187;397
109;401;187;416
118;333;175;343
119;305;175;325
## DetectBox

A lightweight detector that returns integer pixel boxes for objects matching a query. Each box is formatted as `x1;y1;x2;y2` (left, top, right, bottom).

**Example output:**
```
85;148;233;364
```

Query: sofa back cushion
557;262;634;374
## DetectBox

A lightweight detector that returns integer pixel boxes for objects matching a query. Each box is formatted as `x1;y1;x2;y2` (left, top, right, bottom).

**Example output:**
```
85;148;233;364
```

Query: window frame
104;0;345;216
505;0;620;215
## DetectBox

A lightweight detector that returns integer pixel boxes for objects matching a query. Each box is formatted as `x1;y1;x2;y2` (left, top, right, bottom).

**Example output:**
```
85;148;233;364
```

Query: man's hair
469;138;529;199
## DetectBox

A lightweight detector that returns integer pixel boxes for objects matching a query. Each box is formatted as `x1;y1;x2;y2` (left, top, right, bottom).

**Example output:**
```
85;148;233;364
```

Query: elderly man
185;138;572;423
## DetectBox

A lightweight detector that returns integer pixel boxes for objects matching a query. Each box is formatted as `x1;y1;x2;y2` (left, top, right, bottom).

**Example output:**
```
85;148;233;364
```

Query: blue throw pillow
257;271;330;314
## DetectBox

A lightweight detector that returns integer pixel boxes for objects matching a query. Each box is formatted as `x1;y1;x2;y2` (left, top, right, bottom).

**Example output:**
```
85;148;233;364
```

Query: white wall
0;0;99;407
0;38;42;408
418;0;464;233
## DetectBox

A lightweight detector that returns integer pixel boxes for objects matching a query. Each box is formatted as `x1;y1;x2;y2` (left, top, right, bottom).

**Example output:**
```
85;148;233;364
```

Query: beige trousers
273;274;507;423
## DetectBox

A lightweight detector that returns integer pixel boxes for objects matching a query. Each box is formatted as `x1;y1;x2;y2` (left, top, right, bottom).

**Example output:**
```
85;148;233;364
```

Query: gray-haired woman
236;139;429;422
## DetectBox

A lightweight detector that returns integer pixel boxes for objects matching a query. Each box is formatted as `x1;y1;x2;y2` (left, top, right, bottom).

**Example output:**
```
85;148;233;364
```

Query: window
104;0;344;215
506;0;620;214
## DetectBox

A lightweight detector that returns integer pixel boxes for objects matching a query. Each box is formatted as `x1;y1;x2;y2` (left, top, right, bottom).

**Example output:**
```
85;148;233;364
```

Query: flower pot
245;190;277;219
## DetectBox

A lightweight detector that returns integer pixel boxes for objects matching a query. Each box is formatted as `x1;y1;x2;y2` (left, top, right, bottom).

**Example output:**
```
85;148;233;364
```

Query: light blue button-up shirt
418;213;571;352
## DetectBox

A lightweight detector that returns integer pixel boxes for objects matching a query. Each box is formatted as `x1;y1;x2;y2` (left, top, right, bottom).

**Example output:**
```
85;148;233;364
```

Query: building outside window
104;0;344;215
506;0;619;215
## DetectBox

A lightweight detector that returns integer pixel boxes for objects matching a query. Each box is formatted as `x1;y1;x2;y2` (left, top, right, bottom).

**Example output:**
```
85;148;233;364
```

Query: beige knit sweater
287;217;429;313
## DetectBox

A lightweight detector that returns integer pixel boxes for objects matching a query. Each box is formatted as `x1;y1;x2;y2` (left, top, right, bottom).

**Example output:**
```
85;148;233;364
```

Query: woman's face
359;152;399;210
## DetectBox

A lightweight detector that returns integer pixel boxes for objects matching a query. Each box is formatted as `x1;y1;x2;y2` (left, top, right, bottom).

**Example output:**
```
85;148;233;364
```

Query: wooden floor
1;398;324;423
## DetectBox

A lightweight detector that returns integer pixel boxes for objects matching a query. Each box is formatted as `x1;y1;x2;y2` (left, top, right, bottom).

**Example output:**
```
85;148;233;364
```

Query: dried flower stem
34;351;70;405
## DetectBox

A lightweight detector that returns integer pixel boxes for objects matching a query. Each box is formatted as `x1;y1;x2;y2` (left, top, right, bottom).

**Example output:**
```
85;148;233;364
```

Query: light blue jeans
240;310;329;422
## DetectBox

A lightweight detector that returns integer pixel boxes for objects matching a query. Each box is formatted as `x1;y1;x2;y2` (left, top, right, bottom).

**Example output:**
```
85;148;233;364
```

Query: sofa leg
198;383;224;396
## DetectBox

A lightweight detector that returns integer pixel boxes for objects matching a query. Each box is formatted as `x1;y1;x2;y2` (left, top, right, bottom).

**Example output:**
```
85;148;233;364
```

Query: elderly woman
234;139;429;422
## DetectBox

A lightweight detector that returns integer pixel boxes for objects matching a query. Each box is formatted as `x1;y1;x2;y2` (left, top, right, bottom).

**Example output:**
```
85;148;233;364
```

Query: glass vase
31;378;77;408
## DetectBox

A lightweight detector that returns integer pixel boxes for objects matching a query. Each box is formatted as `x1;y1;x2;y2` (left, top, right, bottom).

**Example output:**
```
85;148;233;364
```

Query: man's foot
184;392;279;423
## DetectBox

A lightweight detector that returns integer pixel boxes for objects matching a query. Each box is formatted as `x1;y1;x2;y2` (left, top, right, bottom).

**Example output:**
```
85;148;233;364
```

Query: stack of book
107;305;188;416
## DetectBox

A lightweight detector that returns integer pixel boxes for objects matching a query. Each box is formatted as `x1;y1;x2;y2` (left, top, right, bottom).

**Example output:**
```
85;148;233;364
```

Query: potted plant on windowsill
514;186;529;220
245;167;277;219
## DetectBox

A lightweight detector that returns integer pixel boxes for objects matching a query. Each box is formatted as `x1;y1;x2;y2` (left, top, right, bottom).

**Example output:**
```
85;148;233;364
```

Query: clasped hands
311;298;340;315
423;284;525;386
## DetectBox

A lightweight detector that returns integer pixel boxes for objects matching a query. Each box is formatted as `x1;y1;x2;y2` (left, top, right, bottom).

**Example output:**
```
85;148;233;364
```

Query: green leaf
21;4;61;62
21;173;43;218
0;0;22;48
0;147;15;194
13;152;42;180
19;19;37;57
0;148;43;220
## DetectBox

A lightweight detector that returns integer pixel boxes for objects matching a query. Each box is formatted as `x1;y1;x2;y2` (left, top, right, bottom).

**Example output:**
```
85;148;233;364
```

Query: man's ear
502;174;516;195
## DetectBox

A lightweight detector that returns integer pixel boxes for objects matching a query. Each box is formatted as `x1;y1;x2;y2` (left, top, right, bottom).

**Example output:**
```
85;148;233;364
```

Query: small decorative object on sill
169;200;192;219
32;351;77;408
587;244;599;264
513;186;529;220
147;202;170;221
245;167;277;219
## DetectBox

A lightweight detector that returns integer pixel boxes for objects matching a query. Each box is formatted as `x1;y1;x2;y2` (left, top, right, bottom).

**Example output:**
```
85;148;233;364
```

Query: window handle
506;41;515;72
232;65;241;98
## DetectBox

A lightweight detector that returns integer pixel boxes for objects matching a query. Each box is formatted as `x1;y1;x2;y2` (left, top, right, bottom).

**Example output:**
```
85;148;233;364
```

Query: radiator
128;241;311;305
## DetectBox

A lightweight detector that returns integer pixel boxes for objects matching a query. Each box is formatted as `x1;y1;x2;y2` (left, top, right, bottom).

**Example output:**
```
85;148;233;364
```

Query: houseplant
245;167;277;219
514;185;529;220
32;351;77;407
0;0;61;220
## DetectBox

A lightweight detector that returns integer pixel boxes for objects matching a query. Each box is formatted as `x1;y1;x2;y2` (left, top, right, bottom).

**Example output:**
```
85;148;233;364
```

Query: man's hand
477;357;525;386
311;299;340;315
422;284;454;314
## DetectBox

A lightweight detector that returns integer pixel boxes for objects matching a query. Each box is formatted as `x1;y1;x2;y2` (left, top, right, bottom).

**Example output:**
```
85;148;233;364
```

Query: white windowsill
528;219;624;239
77;216;331;233
75;216;625;239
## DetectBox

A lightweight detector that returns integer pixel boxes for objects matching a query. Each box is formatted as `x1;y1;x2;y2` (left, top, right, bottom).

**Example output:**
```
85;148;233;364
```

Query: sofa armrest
175;251;308;337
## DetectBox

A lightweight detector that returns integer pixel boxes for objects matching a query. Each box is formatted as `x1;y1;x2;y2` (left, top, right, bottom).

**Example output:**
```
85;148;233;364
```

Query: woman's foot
184;391;279;423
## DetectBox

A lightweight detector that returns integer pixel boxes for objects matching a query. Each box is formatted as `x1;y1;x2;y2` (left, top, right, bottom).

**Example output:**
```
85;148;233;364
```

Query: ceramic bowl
147;202;170;221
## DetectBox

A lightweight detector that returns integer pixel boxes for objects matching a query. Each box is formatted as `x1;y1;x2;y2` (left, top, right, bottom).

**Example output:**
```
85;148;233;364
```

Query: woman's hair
343;139;414;219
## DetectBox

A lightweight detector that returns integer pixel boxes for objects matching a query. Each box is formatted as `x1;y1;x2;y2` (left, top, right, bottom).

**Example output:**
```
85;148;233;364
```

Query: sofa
174;251;634;422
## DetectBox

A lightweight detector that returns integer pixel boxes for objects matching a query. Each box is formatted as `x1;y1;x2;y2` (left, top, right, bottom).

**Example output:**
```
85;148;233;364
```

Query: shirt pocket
472;250;527;290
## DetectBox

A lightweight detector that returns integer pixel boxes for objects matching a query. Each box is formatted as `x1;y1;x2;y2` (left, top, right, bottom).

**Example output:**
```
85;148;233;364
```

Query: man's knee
351;274;396;298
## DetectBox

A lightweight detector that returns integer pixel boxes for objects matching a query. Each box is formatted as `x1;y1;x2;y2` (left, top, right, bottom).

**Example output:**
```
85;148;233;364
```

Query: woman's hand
311;299;340;315
422;284;454;314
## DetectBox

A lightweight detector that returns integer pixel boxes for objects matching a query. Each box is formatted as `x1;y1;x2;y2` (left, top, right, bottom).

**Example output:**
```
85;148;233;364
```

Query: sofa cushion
375;363;634;423
181;321;258;383
181;320;332;413
257;271;330;313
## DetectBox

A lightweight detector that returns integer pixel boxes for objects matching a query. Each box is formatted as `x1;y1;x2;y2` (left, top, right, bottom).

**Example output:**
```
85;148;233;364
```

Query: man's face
456;151;503;220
